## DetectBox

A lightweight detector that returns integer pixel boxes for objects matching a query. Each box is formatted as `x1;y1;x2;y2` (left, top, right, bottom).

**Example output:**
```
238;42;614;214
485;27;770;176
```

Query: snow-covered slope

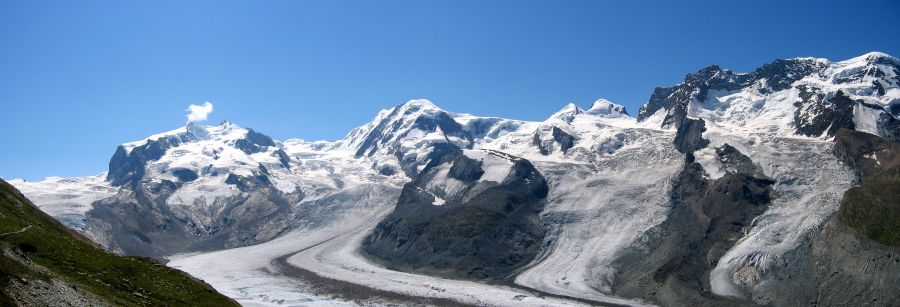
8;173;116;231
340;99;528;177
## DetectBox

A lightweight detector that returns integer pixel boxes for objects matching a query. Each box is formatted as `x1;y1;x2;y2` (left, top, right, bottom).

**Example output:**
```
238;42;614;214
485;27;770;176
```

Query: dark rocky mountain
363;148;549;281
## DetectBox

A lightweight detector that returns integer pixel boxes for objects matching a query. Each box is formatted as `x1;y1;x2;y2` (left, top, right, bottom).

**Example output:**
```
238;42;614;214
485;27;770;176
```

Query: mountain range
7;52;900;306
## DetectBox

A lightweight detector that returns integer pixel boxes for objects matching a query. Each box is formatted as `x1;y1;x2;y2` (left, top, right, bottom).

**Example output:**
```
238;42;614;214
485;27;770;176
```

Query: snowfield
9;173;117;231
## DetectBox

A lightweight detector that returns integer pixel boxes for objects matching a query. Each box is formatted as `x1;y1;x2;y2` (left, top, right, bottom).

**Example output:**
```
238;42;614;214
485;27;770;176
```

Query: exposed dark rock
803;219;900;306
833;128;900;179
245;129;276;147
637;63;757;128
395;142;460;178
225;173;272;192
636;86;676;123
446;154;484;182
378;166;396;176
363;149;548;281
171;169;198;182
715;144;764;178
794;89;857;138
275;149;292;169
107;137;181;187
877;111;900;142
532;126;576;155
234;129;276;154
673;118;709;156
753;58;826;93
833;54;900;86
552;126;575;153
890;104;900;117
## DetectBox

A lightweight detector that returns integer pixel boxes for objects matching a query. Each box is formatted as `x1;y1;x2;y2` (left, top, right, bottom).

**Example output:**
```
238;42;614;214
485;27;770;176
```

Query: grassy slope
833;129;900;247
0;179;238;306
837;165;900;246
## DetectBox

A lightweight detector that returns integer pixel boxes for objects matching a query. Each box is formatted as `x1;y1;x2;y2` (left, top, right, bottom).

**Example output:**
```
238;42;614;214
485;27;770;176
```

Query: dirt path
0;225;32;237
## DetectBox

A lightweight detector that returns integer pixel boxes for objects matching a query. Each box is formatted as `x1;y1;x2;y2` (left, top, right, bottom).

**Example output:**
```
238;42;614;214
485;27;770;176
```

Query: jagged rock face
532;125;576;155
878;112;900;141
107;137;180;187
673;118;709;155
234;129;276;154
752;58;828;93
794;89;857;138
636;54;900;141
363;148;549;281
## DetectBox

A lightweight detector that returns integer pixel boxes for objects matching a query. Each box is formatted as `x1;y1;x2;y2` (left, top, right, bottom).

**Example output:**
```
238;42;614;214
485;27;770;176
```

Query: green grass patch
0;180;237;306
838;166;900;247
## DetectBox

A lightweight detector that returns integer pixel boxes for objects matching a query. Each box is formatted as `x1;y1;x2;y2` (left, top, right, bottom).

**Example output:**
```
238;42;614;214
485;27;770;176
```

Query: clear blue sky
2;0;899;180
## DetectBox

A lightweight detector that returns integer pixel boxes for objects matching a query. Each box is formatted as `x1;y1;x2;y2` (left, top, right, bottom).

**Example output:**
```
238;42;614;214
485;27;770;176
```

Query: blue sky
2;0;899;180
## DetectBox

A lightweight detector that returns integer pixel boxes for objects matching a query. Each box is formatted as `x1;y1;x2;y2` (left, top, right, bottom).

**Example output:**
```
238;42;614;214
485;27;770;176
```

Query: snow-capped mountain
340;99;527;177
638;52;899;140
12;52;900;306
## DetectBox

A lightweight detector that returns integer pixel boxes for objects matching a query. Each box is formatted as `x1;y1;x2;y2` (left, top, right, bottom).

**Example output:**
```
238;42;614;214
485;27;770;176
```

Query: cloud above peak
186;101;214;123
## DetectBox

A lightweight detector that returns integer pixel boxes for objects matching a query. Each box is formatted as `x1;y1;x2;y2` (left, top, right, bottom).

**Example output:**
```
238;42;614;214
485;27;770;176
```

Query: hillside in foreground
0;179;237;306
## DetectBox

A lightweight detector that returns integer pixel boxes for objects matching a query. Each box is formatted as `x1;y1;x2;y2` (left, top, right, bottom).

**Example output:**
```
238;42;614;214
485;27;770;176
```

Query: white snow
461;149;514;183
586;98;629;117
694;146;726;179
7;173;116;231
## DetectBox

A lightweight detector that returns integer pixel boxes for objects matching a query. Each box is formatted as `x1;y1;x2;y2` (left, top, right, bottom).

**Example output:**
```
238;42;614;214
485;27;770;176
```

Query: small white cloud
186;101;214;123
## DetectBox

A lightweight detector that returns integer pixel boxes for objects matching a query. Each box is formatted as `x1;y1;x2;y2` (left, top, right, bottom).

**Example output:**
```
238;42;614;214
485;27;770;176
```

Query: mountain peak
847;51;899;65
547;103;584;124
398;99;442;112
586;99;629;117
